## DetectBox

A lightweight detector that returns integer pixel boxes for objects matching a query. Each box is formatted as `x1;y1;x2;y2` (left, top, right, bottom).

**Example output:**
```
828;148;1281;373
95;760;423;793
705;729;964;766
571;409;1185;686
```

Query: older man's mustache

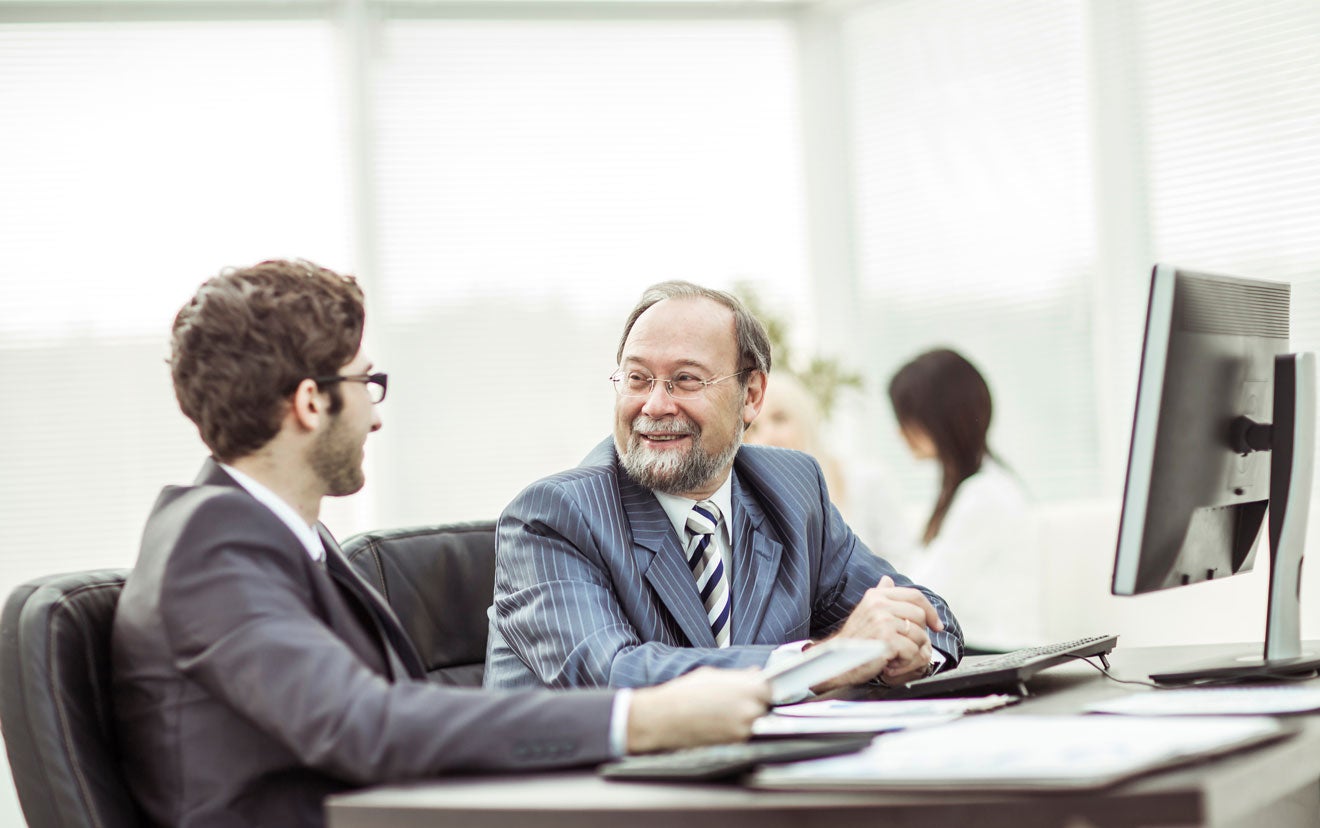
631;417;699;437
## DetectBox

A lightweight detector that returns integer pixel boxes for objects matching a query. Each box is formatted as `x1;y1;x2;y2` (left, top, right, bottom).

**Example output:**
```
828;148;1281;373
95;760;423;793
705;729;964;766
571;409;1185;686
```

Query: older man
485;280;963;692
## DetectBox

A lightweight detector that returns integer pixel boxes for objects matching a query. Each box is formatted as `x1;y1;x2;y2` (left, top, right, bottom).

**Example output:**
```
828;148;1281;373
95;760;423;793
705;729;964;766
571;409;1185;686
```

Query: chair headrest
343;522;497;686
0;569;143;827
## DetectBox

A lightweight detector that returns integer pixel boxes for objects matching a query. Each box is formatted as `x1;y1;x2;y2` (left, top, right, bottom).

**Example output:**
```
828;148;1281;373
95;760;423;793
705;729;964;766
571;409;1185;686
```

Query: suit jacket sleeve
159;493;615;782
492;479;774;689
726;446;962;666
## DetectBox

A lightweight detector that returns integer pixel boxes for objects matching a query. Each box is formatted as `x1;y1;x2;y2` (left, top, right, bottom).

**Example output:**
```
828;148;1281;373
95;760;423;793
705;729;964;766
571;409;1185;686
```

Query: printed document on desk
749;715;1289;791
753;695;1017;736
1086;685;1320;716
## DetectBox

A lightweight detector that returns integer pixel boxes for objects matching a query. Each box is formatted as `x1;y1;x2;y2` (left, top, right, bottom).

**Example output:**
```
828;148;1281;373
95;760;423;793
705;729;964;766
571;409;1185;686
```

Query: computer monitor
1112;264;1319;683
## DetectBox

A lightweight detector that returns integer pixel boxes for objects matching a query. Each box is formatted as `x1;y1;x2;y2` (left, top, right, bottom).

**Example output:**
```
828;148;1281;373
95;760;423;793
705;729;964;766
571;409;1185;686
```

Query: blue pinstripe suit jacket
484;439;963;689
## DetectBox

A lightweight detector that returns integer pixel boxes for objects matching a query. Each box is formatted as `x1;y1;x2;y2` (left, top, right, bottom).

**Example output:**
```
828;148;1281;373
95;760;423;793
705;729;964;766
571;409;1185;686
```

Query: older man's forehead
623;298;737;361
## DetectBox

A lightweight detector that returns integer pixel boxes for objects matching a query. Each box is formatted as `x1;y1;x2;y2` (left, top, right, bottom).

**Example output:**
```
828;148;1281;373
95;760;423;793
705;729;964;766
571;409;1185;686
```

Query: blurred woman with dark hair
888;348;1037;654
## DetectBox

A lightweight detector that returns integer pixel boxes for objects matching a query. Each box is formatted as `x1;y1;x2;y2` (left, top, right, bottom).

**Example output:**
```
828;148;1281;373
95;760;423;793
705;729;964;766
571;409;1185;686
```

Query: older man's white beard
620;416;741;495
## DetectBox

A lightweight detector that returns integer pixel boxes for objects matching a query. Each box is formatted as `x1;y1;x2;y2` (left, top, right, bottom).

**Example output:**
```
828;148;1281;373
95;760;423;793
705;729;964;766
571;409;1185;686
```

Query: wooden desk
325;644;1320;828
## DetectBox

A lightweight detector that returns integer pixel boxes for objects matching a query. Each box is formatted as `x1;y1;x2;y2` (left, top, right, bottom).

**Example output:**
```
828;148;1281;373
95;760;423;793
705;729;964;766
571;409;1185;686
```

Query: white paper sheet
753;695;1017;736
750;715;1286;790
1086;685;1320;716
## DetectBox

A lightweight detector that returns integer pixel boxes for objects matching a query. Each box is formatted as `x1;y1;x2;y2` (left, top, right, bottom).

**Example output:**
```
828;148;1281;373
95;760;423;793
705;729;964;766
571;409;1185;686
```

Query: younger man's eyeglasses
310;372;388;404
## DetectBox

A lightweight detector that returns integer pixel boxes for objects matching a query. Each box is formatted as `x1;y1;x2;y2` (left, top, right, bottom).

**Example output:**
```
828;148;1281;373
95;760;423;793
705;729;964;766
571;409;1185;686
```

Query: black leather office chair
343;521;498;687
0;569;143;828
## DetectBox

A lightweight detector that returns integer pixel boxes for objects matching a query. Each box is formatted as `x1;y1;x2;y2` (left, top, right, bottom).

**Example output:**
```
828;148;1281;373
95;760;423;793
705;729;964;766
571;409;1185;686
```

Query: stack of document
749;715;1288;791
753;695;1017;736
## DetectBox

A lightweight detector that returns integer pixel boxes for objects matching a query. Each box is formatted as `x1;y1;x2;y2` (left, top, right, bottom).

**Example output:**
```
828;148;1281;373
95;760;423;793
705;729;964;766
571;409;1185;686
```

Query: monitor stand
1151;353;1320;685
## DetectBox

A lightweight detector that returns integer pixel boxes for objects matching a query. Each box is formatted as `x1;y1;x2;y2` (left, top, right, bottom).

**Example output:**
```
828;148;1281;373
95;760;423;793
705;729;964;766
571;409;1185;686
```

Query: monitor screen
1112;264;1318;683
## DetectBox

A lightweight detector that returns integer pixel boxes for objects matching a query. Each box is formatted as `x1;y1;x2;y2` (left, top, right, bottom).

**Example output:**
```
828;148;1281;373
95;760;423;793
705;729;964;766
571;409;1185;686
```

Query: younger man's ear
288;378;328;432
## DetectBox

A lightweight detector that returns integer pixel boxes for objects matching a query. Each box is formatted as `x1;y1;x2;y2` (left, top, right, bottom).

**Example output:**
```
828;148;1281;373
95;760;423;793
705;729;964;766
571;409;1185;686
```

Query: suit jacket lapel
619;470;718;648
729;473;784;645
197;458;426;680
320;527;427;681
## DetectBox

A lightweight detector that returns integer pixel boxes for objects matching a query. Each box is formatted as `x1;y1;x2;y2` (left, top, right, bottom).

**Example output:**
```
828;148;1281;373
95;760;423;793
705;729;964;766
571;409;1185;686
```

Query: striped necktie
685;500;731;647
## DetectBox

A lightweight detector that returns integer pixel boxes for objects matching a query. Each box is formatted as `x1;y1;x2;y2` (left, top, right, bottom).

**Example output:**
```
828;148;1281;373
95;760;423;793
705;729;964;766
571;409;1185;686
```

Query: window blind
0;20;352;591
841;0;1099;504
1137;0;1320;353
365;15;809;527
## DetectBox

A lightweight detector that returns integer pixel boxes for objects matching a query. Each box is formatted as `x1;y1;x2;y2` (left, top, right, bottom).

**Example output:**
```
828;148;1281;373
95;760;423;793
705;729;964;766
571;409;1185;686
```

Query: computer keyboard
890;634;1119;698
598;734;875;782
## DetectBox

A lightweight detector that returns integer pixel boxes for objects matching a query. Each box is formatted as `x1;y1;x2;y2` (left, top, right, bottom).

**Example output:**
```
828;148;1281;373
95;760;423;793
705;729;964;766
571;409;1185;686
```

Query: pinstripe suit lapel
619;472;718;648
729;472;783;645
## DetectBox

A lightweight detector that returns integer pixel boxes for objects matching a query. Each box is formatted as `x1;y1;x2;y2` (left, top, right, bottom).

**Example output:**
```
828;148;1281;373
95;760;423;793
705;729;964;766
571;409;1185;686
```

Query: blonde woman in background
746;372;916;562
745;372;849;514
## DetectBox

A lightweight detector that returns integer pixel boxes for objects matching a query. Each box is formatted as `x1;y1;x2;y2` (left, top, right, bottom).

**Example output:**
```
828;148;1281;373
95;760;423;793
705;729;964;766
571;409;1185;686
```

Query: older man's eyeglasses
610;369;746;400
311;372;388;404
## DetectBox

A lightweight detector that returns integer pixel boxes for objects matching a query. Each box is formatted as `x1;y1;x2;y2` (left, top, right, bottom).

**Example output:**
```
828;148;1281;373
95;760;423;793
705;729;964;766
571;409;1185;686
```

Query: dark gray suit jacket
112;460;615;828
485;440;963;689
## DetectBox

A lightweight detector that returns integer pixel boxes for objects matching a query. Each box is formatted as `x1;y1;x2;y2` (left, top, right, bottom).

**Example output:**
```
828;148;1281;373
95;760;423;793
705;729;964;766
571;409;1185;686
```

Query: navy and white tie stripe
685;501;731;647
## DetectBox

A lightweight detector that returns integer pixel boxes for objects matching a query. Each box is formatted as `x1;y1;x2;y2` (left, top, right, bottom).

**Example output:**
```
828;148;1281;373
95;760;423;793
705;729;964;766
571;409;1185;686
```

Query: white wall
1037;499;1320;649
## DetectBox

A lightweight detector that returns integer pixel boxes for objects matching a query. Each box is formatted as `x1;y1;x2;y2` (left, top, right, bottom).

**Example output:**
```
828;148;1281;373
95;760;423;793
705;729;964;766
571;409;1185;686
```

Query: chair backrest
0;569;143;828
342;521;497;687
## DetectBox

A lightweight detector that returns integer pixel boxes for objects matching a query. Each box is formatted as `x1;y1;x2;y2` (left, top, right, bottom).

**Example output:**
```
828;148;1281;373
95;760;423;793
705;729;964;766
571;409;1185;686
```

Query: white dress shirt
220;464;325;562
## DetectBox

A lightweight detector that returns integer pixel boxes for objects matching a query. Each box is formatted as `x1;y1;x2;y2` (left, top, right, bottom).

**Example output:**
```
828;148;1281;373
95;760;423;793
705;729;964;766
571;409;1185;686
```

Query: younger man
112;260;769;827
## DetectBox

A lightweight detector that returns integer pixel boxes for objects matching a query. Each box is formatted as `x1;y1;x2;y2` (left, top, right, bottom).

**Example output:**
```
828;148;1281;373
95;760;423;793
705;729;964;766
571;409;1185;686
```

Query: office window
1137;0;1320;351
842;0;1098;503
0;20;352;587
0;8;806;610
367;16;808;527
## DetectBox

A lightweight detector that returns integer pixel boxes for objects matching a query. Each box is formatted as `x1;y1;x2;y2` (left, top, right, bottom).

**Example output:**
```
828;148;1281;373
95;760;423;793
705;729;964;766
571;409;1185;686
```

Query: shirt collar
652;472;735;545
219;463;326;562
